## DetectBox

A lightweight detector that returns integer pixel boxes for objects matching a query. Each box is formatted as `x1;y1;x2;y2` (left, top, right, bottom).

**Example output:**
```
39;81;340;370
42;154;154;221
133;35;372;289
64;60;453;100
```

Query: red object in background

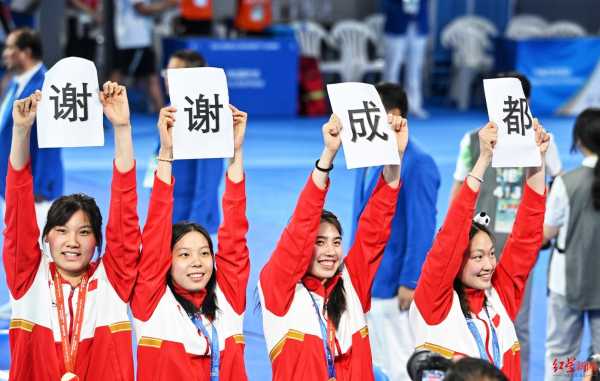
234;0;271;32
299;56;327;116
181;0;213;21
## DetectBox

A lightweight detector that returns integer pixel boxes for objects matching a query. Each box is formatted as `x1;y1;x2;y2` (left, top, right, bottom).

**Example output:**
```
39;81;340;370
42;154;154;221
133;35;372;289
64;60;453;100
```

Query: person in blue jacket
383;0;429;118
352;82;440;381
0;28;63;319
161;49;223;233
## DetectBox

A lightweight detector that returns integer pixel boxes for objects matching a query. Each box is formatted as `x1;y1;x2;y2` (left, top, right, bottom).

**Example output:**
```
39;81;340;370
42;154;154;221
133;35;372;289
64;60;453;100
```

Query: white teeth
188;273;205;281
63;252;80;257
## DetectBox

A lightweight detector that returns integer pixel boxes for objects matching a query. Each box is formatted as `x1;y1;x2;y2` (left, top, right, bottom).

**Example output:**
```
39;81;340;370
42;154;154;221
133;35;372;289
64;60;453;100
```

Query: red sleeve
344;174;400;312
103;162;141;302
259;174;328;316
215;174;250;314
2;161;42;299
414;182;478;325
492;184;546;320
130;174;172;321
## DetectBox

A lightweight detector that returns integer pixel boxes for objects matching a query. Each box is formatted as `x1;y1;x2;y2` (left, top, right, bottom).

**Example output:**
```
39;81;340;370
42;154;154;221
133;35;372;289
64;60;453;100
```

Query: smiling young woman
130;104;250;381
258;113;407;381
410;120;550;381
3;82;140;381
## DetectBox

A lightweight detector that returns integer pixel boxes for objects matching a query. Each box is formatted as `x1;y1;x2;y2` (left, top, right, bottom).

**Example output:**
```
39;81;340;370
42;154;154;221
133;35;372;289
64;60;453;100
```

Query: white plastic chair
321;20;384;82
547;21;587;37
291;21;331;58
506;14;548;39
364;13;386;58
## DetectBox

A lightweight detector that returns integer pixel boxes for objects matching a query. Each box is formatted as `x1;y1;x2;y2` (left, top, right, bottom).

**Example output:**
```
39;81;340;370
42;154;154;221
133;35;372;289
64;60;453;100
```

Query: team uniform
4;160;140;381
131;173;249;381
259;173;400;381
410;182;545;381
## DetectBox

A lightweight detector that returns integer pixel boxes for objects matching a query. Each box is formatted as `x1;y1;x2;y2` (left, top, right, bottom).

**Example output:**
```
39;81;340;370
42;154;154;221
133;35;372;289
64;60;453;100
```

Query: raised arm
3;92;43;298
493;120;549;319
345;114;405;312
414;122;497;325
99;82;140;302
131;106;176;320
259;115;341;316
216;106;250;314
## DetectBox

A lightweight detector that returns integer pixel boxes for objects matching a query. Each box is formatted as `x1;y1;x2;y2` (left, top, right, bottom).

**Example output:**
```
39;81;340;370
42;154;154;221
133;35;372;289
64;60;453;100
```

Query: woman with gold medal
3;82;139;380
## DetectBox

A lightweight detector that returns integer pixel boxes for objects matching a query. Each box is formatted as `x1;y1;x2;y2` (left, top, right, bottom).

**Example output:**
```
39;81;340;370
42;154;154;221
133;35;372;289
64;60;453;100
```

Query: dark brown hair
12;28;42;60
571;108;600;210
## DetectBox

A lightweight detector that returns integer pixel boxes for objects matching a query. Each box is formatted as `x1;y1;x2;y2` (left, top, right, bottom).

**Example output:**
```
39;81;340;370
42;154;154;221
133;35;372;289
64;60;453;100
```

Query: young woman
258;114;407;381
410;121;550;381
131;105;249;380
3;82;139;380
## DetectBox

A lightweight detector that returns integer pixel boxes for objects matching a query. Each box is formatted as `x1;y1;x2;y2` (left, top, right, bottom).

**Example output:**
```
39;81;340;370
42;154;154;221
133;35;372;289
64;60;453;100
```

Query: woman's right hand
157;106;176;156
12;90;41;135
322;114;342;154
478;122;498;163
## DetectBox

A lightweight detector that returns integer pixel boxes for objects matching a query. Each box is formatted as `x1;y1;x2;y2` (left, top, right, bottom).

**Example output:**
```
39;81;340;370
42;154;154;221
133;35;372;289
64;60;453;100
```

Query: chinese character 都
184;93;223;133
347;100;388;143
50;82;92;122
502;95;532;136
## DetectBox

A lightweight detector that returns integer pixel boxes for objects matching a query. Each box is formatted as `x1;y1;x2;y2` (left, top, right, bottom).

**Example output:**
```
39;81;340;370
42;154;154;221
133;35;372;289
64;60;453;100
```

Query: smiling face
308;222;343;281
459;230;496;290
46;210;97;280
170;230;214;292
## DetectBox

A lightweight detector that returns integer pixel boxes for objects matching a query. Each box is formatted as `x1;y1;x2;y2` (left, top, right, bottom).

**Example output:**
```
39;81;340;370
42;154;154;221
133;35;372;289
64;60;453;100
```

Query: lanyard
306;288;337;380
192;314;220;381
465;306;501;369
53;269;89;376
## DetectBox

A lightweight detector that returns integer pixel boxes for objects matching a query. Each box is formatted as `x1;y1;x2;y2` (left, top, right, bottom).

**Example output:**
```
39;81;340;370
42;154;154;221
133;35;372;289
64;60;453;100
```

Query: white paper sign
327;83;400;169
37;57;103;148
483;78;541;168
168;67;234;160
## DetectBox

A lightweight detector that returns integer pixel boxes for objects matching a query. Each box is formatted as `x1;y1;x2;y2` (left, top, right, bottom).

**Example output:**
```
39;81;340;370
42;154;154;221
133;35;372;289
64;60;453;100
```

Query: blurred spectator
175;0;213;36
162;49;223;233
111;0;177;113
383;0;429;118
543;109;600;381
65;0;102;62
8;0;39;28
235;0;272;35
444;358;508;381
449;71;562;381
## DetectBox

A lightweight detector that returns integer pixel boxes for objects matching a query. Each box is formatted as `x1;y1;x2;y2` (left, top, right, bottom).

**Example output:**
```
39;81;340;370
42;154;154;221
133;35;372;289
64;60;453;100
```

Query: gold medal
61;372;78;381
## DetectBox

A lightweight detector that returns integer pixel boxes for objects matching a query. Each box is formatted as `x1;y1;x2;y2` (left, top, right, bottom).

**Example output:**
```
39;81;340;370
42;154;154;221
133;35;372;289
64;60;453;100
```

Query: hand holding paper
322;114;342;154
477;121;498;163
157;106;176;154
532;118;551;157
230;104;248;153
13;90;41;132
100;81;130;128
388;114;409;155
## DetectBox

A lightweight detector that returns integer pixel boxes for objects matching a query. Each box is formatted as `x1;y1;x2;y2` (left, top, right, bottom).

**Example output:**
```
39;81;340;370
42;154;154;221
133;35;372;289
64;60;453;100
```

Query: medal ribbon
306;288;337;380
53;270;89;374
192;314;220;381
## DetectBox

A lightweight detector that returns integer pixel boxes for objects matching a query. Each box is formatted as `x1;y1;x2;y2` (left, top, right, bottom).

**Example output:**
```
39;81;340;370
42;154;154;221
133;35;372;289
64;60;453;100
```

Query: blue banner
162;37;299;116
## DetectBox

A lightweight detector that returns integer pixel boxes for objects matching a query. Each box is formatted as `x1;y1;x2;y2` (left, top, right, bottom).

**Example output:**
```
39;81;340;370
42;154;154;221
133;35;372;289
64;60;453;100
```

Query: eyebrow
316;235;342;240
176;246;210;251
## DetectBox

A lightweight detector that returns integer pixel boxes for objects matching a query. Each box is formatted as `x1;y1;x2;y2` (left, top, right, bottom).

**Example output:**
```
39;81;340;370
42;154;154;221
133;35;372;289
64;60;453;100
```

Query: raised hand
100;81;130;128
230;104;248;152
157;106;176;154
322;114;342;154
478;122;498;162
388;114;408;155
533;118;550;156
12;90;41;133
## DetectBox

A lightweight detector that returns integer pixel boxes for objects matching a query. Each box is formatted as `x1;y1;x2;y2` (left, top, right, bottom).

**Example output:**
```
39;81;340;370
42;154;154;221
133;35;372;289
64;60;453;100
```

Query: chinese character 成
184;93;224;133
50;82;92;122
347;100;388;143
502;95;532;136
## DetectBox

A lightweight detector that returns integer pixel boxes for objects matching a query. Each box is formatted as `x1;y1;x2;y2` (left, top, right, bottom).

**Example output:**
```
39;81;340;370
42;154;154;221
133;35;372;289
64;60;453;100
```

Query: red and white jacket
131;174;249;381
3;161;140;381
411;182;545;381
259;173;399;381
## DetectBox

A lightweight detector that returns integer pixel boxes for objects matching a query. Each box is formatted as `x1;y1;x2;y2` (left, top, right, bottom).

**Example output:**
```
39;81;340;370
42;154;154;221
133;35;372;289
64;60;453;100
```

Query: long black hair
453;221;496;318
320;210;347;330
571;108;600;210
167;221;218;321
43;193;103;254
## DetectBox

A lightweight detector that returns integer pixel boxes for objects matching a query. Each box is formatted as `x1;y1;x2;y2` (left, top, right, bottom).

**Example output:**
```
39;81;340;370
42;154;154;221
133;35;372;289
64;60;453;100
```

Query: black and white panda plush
473;212;490;227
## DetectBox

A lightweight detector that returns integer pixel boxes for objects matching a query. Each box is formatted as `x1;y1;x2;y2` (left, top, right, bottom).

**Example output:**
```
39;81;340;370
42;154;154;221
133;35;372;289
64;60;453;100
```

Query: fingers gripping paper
327;82;400;169
37;57;104;148
483;78;541;168
168;67;234;160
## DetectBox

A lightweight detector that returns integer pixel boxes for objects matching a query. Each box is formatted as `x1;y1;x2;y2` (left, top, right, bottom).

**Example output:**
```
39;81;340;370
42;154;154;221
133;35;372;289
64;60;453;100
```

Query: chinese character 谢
184;93;223;133
502;95;532;136
347;100;388;143
50;82;92;122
